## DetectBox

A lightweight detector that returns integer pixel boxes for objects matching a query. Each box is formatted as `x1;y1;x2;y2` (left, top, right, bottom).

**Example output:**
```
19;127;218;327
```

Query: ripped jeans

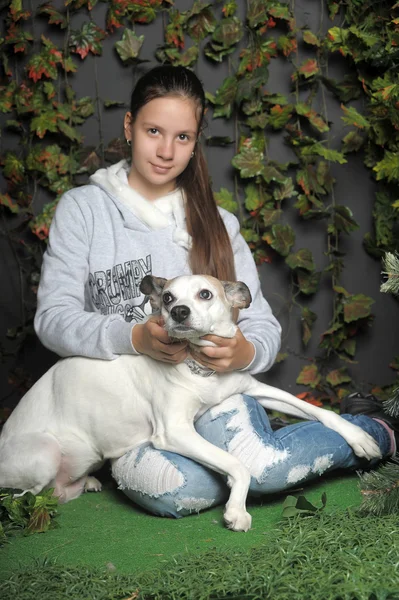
111;395;391;518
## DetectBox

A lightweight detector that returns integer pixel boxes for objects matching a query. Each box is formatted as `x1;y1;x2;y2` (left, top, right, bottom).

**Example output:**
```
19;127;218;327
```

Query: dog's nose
171;305;190;323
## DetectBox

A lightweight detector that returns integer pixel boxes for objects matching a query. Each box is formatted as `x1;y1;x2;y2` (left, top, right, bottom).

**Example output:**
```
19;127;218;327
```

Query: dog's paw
84;476;102;493
224;507;252;532
345;427;382;460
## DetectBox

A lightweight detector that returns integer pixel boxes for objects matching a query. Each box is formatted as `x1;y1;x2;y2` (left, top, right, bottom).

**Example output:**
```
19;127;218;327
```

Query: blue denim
111;395;391;518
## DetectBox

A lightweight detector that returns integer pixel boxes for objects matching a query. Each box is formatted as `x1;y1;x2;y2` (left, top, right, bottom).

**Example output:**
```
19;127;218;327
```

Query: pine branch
358;457;399;516
383;386;399;418
380;252;399;296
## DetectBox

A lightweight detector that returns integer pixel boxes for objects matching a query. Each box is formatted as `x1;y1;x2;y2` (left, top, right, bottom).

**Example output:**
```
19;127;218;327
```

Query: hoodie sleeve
220;209;282;375
34;192;137;360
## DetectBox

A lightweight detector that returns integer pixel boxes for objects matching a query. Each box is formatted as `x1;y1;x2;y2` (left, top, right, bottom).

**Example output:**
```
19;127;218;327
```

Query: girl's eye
178;133;189;141
148;128;159;135
199;289;212;300
163;292;173;305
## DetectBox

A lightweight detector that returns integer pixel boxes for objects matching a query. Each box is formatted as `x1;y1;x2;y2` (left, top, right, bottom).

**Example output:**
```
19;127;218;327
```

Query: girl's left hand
190;328;255;373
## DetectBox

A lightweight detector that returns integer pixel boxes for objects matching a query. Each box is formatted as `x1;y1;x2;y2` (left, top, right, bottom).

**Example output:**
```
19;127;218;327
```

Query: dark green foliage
0;488;59;546
358;458;399;517
1;510;399;599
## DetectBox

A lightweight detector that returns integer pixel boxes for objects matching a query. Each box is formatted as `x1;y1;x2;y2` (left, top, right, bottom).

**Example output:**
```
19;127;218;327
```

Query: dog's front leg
244;379;382;460
152;425;252;532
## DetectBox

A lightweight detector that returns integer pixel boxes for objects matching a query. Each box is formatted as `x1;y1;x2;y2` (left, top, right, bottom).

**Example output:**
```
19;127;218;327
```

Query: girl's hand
190;328;255;373
132;316;189;364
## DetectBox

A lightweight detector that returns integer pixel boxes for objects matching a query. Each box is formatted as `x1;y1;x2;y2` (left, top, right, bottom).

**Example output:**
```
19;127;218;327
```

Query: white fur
0;275;381;532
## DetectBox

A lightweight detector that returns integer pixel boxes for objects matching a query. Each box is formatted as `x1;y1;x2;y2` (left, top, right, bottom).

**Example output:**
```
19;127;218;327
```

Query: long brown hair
129;65;236;281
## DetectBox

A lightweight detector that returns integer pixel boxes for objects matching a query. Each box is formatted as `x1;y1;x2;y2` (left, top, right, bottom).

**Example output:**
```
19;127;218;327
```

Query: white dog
0;275;381;531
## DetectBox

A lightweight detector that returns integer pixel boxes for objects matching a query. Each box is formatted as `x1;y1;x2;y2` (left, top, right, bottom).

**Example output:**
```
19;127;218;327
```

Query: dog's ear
140;275;167;312
221;281;252;309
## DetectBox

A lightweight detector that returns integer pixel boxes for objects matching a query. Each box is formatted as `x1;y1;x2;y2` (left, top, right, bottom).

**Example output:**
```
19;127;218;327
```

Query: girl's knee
111;444;227;518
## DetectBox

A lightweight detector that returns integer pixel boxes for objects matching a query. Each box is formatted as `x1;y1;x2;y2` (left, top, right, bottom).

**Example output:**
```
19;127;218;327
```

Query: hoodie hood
90;159;192;250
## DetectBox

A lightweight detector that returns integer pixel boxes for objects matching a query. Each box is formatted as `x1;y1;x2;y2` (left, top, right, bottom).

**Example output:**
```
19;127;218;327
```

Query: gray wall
1;0;398;408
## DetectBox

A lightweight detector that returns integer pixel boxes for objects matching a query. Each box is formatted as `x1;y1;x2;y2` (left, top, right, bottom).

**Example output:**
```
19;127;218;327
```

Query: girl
35;65;395;518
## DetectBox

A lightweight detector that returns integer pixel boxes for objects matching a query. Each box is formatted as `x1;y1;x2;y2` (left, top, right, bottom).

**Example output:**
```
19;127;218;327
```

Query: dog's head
140;275;252;340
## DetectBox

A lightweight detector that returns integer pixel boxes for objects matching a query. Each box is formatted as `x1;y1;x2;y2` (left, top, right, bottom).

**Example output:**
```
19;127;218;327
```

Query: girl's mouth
151;163;172;174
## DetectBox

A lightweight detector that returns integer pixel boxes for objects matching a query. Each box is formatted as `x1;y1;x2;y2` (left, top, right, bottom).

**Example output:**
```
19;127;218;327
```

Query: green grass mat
1;472;363;579
1;509;399;600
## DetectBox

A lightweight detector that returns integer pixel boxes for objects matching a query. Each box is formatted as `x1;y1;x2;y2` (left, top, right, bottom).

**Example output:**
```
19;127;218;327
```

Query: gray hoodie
34;160;281;374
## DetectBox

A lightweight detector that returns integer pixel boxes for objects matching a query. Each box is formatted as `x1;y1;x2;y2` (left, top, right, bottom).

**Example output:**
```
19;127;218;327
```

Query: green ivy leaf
247;112;269;129
58;121;82;142
205;16;243;61
159;45;199;67
236;69;268;104
214;188;237;213
373;151;399;183
115;29;144;62
212;16;243;47
262;165;286;184
296;103;329;133
286;248;315;272
232;147;264;178
297;270;321;295
222;0;237;18
26;36;63;82
322;74;361;103
332;205;359;234
296;363;321;388
165;9;185;48
38;4;68;28
260;208;281;226
339;339;356;358
303;30;320;46
301;307;317;346
273;178;297;201
212;75;237;119
342;131;364;153
30;111;58;138
277;35;297;57
297;58;319;79
3;152;25;183
326;367;352;387
269;4;292;21
186;2;216;40
104;99;125;108
0;193;19;214
343;294;374;323
129;0;162;24
244;183;262;212
69;22;106;60
275;352;288;363
301;143;347;164
341;104;370;130
263;224;295;257
268;104;293;129
241;227;260;243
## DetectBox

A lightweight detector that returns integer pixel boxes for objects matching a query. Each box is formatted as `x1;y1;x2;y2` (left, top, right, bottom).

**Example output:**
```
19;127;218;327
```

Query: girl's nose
156;138;174;160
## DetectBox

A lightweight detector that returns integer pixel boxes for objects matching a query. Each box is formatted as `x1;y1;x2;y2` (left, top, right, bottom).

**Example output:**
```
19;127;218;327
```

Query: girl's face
124;96;199;200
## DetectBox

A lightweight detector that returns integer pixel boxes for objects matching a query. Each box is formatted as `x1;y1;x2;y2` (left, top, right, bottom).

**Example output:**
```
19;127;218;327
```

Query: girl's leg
111;443;228;518
112;395;392;517
195;395;392;496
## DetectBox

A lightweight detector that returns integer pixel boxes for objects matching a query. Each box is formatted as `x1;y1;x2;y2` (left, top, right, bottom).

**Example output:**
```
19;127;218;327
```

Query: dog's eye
163;292;173;305
199;289;213;300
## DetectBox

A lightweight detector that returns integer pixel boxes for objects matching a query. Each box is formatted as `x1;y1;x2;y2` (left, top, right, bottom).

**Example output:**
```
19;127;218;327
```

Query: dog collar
184;358;215;378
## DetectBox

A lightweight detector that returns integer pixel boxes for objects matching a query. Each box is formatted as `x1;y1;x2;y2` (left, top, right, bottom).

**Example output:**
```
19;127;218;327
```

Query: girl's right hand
132;316;189;364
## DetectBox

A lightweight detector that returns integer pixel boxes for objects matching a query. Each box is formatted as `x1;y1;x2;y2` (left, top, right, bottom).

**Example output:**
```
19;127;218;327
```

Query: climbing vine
0;0;398;406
